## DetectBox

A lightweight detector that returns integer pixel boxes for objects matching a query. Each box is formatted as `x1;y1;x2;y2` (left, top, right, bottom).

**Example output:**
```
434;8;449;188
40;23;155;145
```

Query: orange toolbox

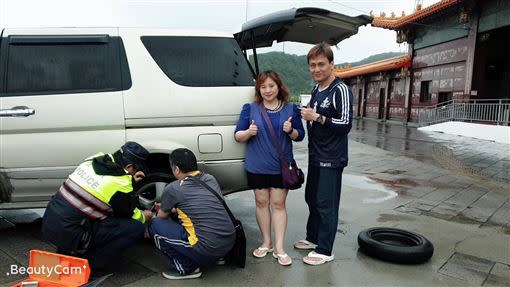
11;250;90;287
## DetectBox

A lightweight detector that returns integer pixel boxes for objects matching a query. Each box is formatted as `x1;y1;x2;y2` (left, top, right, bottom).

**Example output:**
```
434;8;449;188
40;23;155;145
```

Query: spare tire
358;227;433;264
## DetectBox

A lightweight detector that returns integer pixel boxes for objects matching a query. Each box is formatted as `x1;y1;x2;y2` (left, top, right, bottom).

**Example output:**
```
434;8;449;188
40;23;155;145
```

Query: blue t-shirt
235;102;305;174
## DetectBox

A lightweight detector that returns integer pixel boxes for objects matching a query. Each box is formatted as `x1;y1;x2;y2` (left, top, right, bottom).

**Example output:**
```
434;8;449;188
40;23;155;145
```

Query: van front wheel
134;173;175;210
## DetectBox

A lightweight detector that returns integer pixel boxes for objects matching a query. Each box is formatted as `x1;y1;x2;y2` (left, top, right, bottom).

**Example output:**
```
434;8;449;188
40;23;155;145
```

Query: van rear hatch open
235;7;372;50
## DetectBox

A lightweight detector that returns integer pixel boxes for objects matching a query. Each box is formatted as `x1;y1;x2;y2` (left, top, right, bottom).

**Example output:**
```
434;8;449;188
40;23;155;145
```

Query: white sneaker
162;268;202;280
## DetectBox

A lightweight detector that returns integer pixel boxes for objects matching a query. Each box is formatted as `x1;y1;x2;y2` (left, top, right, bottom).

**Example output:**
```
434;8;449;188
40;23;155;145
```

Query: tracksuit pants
149;218;217;275
304;166;344;256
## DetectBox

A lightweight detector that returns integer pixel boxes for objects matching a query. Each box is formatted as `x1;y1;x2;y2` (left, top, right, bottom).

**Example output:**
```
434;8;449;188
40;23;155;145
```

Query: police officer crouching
41;141;153;273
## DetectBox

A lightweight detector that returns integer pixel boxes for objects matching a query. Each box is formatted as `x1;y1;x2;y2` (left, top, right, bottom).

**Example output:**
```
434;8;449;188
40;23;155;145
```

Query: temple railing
418;99;510;126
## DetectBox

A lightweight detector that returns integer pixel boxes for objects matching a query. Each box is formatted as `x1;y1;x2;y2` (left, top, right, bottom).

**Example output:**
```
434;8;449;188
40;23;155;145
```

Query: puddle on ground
381;169;406;175
344;174;398;204
366;176;418;188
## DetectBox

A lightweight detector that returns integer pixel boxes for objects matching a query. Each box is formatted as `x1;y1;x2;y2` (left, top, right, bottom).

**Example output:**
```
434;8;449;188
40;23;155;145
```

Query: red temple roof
334;55;411;78
371;0;463;29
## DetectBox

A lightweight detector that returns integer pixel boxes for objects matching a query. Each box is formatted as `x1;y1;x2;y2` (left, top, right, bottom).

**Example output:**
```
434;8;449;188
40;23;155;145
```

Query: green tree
249;51;404;102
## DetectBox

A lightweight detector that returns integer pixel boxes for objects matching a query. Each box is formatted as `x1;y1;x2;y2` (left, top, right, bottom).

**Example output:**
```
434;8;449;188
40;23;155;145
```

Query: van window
141;36;254;87
2;35;131;96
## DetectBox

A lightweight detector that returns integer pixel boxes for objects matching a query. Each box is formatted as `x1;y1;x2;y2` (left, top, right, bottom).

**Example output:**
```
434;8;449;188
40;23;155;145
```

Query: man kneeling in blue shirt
149;148;236;279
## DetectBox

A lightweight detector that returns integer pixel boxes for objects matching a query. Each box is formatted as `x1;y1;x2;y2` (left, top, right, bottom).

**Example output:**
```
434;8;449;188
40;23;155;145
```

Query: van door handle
0;106;36;117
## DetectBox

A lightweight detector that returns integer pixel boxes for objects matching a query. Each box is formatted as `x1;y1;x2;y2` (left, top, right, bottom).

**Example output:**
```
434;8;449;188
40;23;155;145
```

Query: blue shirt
235;102;305;174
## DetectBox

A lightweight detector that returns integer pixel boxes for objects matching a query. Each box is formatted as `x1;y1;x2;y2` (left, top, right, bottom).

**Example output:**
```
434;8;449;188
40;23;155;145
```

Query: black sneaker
215;257;226;266
162;268;202;280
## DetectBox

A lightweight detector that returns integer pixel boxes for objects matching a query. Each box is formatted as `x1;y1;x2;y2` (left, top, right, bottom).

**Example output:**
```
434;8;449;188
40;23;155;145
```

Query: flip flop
303;251;334;265
272;252;292;266
293;239;317;250
252;246;274;258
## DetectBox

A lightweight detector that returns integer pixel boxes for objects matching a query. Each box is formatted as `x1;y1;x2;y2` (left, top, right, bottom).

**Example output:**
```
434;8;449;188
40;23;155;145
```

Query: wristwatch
315;114;325;124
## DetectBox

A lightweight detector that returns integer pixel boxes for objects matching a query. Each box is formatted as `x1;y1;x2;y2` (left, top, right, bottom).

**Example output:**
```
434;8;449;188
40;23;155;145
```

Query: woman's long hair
254;70;290;103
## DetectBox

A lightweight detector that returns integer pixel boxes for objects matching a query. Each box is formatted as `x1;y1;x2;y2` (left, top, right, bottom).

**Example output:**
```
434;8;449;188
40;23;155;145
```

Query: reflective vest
59;153;146;223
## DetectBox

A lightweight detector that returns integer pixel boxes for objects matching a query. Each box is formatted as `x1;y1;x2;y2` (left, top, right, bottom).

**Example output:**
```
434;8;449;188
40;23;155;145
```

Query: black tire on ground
357;227;434;264
134;172;174;210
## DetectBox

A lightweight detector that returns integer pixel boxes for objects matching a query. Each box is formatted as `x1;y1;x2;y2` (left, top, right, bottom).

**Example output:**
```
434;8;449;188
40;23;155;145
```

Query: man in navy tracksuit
297;42;353;265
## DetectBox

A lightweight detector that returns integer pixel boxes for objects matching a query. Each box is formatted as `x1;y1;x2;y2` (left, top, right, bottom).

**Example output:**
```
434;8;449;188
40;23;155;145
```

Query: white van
0;7;371;209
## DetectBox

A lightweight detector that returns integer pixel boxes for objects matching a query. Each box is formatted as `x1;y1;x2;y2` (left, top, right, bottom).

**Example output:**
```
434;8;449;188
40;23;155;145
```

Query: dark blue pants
149;218;217;275
86;217;145;270
304;166;343;256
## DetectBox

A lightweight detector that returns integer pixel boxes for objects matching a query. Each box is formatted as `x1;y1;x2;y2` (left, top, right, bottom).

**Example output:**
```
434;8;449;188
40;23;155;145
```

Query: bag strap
186;176;236;224
258;103;286;163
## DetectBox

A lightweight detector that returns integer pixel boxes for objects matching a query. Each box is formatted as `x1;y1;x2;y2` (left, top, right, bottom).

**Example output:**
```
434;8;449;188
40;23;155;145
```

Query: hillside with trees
249;51;403;100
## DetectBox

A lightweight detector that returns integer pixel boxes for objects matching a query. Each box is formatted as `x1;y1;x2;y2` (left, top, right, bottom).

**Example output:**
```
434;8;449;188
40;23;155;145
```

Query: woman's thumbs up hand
248;120;258;136
283;116;293;134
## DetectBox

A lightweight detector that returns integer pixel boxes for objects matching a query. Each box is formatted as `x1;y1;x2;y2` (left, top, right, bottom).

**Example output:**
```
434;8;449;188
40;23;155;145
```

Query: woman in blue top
235;70;304;266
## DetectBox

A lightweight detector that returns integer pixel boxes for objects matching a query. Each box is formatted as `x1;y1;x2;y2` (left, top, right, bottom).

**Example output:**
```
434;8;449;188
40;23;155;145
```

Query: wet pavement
0;119;509;286
350;119;440;164
350;119;510;183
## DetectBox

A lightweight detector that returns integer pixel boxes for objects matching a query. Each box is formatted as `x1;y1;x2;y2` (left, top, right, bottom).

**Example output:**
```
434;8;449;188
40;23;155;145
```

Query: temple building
336;0;510;124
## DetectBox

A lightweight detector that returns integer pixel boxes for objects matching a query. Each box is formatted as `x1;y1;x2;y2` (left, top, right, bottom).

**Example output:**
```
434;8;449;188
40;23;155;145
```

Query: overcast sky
0;0;439;63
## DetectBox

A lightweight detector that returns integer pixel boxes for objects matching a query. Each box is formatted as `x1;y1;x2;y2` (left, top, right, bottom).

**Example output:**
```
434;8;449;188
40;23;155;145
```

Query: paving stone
469;184;493;193
490;161;510;169
0;227;55;266
485;169;504;177
394;205;422;215
451;179;473;188
472;162;494;168
438;253;495;285
0;249;20;285
461;191;510;223
486;200;510;227
0;270;25;286
405;201;436;211
444;179;473;190
456;153;478;161
100;258;156;287
483;263;510;287
405;186;437;198
412;172;442;181
417;188;460;206
0;249;16;268
432;174;461;185
494;170;510;182
463;158;483;165
122;239;168;273
428;202;467;220
461;206;496;223
445;188;488;207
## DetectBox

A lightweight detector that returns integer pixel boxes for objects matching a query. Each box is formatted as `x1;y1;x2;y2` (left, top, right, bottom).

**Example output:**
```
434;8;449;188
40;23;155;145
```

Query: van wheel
134;173;175;210
357;227;434;264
